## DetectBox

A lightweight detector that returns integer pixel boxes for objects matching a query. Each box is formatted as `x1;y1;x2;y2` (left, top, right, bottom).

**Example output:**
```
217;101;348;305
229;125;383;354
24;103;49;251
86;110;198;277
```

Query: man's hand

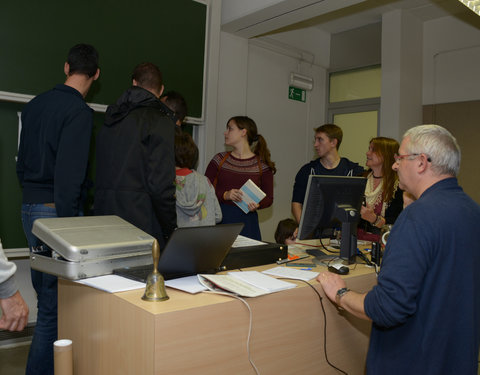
317;271;346;303
317;271;371;321
0;291;29;331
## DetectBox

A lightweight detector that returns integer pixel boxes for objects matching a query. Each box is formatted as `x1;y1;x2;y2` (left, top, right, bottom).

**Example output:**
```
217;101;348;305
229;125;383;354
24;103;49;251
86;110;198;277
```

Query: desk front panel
59;267;376;374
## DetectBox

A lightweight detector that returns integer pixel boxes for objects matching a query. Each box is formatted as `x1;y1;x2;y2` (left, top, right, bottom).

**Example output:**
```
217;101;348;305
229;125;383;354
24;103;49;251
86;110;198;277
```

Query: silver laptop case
30;215;154;280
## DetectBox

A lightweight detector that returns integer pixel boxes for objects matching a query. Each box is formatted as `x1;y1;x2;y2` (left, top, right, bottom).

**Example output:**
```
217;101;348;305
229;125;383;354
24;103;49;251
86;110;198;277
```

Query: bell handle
152;239;160;273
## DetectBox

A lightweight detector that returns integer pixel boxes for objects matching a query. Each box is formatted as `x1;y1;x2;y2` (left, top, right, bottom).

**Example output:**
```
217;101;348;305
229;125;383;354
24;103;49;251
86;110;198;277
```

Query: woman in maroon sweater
205;116;276;240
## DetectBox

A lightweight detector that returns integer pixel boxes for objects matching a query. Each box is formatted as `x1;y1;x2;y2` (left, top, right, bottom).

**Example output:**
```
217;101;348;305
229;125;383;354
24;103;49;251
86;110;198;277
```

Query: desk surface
115;259;375;314
58;245;377;375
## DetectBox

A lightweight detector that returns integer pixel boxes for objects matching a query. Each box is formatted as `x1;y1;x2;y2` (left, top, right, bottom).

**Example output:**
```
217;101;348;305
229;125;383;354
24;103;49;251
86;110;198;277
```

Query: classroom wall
423;15;480;105
330;22;382;71
209;29;329;242
211;10;480;242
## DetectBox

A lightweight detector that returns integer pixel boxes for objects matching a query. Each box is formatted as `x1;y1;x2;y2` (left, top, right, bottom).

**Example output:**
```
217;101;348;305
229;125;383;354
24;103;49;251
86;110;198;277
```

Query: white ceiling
221;0;477;37
305;0;472;34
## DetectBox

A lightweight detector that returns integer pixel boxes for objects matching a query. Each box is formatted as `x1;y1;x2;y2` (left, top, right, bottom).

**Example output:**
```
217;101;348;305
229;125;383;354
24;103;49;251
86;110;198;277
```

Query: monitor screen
297;175;367;263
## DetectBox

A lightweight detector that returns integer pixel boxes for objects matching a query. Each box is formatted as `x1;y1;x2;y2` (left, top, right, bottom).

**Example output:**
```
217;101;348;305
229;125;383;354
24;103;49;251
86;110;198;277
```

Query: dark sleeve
259;168;273;209
354;164;365;176
54;108;93;217
146;117;177;241
385;188;404;225
292;164;310;204
16;113;26;186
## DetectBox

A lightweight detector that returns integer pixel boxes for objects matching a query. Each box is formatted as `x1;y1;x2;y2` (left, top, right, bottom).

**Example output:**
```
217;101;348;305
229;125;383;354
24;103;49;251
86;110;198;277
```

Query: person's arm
291;202;302;223
353;164;365;176
291;164;309;223
360;205;385;228
317;271;371;321
0;291;29;332
147;117;177;241
205;156;228;203
55;108;93;216
258;168;273;209
16;113;26;187
384;188;404;224
0;246;29;332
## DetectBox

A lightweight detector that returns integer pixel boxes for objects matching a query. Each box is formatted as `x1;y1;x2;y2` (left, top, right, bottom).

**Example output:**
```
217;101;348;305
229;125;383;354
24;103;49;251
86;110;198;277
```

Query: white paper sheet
262;266;319;281
75;275;145;293
165;275;208;294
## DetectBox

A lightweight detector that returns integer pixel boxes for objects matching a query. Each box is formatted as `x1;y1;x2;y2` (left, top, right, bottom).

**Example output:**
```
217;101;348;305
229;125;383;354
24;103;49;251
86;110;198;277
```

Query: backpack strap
212;152;231;189
256;156;263;178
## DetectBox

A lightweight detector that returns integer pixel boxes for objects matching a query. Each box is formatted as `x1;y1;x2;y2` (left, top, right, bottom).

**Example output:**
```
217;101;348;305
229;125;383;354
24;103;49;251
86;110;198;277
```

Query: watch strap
336;287;350;299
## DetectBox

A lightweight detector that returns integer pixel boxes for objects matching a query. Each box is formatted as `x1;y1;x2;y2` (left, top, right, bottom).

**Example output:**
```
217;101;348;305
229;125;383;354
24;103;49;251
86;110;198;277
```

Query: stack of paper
231;234;265;248
235;179;266;214
75;275;145;293
198;271;296;298
165;275;208;294
262;267;319;281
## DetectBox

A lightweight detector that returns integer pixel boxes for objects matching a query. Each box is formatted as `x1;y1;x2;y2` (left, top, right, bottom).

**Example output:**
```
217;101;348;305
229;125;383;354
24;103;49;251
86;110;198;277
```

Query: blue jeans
21;203;58;375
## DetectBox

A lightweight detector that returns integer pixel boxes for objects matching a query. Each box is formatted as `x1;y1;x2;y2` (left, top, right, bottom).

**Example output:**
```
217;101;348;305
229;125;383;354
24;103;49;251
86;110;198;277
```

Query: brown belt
44;203;55;208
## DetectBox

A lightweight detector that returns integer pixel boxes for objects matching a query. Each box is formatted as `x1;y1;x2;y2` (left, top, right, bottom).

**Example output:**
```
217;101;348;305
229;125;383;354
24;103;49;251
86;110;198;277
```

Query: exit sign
288;86;306;102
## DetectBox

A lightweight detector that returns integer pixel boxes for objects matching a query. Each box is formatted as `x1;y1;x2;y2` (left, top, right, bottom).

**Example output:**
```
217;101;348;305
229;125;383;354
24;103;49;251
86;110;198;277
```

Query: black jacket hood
105;86;166;127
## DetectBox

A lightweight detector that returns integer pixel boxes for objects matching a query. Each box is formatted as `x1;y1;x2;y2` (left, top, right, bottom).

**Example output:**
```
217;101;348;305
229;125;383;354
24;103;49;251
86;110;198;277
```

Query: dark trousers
21;203;57;375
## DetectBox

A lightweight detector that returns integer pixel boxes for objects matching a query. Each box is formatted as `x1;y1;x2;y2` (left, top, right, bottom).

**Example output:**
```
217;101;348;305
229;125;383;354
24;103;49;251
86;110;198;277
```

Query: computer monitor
297;175;367;264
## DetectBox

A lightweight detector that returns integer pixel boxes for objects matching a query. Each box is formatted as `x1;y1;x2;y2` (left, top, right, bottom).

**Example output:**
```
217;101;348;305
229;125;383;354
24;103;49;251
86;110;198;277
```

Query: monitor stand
334;204;359;264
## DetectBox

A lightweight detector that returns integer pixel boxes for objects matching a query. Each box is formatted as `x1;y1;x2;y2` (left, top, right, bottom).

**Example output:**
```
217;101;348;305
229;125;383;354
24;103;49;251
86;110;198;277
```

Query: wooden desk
58;263;376;375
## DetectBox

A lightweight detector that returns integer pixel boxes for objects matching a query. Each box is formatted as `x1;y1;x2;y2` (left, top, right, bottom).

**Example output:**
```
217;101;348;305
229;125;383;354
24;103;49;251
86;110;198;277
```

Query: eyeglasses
394;153;432;162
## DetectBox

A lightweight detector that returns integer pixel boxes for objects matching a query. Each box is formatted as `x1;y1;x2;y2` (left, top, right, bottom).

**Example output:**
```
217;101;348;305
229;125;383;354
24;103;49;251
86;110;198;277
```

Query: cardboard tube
54;339;73;375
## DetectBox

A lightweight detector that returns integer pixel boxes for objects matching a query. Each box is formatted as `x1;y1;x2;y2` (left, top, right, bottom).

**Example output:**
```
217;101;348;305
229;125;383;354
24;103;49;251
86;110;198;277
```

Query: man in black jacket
95;63;177;246
17;43;100;375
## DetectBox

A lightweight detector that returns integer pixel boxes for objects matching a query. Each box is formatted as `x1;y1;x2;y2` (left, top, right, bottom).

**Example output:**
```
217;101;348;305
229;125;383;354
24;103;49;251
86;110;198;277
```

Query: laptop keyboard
113;264;153;283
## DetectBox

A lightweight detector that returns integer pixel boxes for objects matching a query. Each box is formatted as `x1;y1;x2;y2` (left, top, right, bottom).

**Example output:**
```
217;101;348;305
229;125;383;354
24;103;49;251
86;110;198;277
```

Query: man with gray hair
318;124;480;374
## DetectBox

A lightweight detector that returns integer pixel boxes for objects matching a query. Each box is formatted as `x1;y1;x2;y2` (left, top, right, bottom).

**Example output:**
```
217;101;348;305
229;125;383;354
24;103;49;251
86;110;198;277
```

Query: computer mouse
328;265;350;275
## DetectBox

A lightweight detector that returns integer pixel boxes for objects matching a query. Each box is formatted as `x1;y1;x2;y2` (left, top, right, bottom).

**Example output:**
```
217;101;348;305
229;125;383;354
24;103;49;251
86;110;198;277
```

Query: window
327;66;381;167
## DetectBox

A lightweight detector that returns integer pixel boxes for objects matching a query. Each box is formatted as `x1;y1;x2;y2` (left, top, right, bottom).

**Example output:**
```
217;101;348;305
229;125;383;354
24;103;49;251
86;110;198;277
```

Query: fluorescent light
458;0;480;16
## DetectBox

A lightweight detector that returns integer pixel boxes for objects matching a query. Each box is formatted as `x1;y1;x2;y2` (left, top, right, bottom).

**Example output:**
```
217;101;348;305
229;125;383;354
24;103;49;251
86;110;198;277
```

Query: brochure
234;179;266;214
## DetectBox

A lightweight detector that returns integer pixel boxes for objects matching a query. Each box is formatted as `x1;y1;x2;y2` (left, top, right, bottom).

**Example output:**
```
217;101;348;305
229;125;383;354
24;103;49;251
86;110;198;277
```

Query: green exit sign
288;86;306;102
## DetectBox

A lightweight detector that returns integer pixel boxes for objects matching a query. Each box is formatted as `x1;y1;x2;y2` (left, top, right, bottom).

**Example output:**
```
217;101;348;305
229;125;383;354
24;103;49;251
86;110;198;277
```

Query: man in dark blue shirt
16;44;100;375
291;124;363;223
318;125;480;374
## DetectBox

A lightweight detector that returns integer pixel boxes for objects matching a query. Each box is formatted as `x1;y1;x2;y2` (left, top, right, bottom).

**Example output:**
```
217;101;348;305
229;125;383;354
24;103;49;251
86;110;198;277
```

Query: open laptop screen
113;223;244;282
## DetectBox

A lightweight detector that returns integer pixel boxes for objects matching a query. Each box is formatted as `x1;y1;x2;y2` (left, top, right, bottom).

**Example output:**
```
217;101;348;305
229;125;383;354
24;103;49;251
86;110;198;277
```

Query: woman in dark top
358;137;403;242
205;116;276;240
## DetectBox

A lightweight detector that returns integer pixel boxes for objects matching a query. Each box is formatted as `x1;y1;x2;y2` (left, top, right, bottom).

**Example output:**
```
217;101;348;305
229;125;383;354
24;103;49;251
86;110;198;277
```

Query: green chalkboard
0;0;206;117
0;0;206;248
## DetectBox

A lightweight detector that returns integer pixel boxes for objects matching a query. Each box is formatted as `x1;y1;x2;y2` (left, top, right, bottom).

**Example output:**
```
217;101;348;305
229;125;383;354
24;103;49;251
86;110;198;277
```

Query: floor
0;342;30;375
0;341;478;374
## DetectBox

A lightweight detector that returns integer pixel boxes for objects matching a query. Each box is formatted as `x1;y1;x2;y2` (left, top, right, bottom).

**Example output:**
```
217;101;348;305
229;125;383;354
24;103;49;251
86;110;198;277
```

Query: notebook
113;223;244;282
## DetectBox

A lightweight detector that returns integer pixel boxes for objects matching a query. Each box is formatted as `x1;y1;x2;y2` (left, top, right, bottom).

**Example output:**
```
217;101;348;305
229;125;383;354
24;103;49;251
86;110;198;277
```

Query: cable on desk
204;290;260;375
279;278;349;375
295;240;340;254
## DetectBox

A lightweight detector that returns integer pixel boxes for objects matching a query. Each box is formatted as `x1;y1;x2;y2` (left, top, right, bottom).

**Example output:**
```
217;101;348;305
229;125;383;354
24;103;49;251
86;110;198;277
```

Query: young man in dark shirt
16;44;99;375
291;124;364;223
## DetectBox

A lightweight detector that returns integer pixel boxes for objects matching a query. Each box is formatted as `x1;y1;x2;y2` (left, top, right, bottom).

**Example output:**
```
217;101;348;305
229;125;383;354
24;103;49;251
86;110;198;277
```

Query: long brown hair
229;116;276;174
368;137;399;203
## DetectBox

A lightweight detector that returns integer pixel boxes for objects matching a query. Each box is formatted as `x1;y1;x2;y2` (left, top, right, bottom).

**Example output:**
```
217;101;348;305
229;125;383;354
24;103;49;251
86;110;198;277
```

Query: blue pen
300;268;312;271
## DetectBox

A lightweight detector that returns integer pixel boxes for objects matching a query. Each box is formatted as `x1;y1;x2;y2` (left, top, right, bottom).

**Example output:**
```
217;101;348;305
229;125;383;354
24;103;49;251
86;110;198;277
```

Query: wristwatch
335;287;350;303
